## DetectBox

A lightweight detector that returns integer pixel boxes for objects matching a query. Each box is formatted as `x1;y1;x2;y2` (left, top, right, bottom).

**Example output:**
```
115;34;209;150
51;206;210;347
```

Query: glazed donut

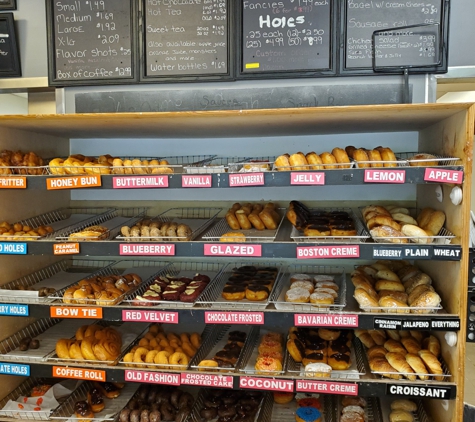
320;152;337;169
168;334;182;343
138;338;150;348
255;356;282;374
133;347;149;364
180;333;190;344
289;152;308;170
331;147;351;168
80;337;97;361
286;339;304;363
145;350;159;368
182;342;197;358
235;210;252;230
258;210;277;230
154;350;171;367
248;213;265;230
123;352;135;367
353;148;370;168
148;324;161;334
225;211;240;230
275;154;291;170
75;325;89;341
56;339;73;359
190;333;201;349
305;152;324;170
198;359;219;371
169;339;181;349
368;149;383;167
159;339;170;348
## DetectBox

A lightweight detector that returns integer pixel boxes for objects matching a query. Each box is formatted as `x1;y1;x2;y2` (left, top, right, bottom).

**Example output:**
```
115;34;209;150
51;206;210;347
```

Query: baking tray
116;207;221;242
381;399;431;422
55;208;146;242
290;208;370;244
189;325;259;374
270;265;346;312
396;152;462;167
359;338;452;381
359;207;455;245
202;209;285;243
119;323;213;371
338;396;383;422
196;262;284;310
260;393;335;422
188;388;268;422
0;258;117;304
49;382;139;421
123;261;225;309
237;328;287;376
46;321;148;366
0;208;116;241
286;335;366;380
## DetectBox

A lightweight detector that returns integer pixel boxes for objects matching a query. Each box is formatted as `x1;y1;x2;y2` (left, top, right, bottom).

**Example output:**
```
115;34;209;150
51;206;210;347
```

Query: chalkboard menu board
344;0;445;71
47;0;136;85
240;0;332;75
143;0;230;80
0;13;20;77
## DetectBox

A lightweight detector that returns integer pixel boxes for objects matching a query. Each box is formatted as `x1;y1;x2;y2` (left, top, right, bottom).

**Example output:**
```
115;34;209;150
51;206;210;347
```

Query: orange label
46;175;101;190
52;366;106;381
0;177;26;189
53;243;80;255
50;307;103;319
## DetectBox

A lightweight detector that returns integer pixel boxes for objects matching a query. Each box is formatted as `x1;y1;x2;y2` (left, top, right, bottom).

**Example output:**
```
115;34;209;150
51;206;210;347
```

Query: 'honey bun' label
47;176;101;190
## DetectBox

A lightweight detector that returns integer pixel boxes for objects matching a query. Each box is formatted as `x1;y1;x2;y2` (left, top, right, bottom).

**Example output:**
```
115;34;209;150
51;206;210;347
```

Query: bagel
367;216;401;231
401;224;432;244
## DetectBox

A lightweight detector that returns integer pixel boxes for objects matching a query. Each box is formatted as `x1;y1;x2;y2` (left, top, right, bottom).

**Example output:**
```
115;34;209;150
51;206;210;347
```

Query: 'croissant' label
125;371;180;385
50;307;102;319
296;380;358;395
0;177;26;188
113;176;169;188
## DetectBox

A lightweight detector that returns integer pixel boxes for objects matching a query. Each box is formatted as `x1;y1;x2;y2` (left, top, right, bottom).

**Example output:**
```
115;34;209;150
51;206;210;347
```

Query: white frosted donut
290;280;314;293
313;275;335;283
315;287;338;299
290;274;312;283
285;287;310;303
315;281;339;291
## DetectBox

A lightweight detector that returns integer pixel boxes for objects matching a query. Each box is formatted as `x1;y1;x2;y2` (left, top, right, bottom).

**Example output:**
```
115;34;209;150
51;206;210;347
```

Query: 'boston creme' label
297;245;359;259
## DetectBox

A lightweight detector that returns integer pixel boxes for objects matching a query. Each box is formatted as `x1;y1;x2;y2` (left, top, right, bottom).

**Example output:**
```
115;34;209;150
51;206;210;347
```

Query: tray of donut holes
50;380;140;422
190;325;258;374
286;202;370;244
285;327;366;380
360;205;454;245
196;263;284;310
352;261;443;314
337;396;383;422
381;399;431;422
270;265;346;312
117;207;221;242
355;329;451;382
47;322;148;366
120;323;209;371
202;202;284;243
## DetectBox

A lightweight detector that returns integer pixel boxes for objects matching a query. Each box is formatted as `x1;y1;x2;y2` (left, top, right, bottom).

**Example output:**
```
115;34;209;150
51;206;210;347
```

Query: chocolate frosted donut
160;402;175;421
130;409;141;422
177;392;193;409
218;405;236;418
225;280;250;287
200;407;218;420
149;410;161;422
175;406;191;422
170;390;182;409
140;409;150;422
246;285;270;294
120;408;131;422
228;275;251;282
233;266;257;275
221;395;237;406
222;285;246;293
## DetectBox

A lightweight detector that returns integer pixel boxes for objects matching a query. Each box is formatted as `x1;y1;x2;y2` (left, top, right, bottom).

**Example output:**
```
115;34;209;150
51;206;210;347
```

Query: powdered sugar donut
285;287;310;303
290;280;314;293
290;274;312;283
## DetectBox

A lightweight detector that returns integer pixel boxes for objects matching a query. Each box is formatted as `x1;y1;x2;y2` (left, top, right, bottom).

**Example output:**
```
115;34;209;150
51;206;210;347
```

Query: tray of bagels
360;205;454;245
203;202;284;243
352;261;443;314
286;201;370;243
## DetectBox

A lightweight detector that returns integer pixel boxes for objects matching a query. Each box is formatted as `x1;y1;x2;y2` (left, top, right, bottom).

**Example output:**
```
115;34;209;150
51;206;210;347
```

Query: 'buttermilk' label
290;172;325;185
229;173;264;187
295;314;358;327
297;245;359;259
205;312;264;324
120;244;175;256
122;310;179;324
364;169;406;183
113;176;169;188
182;175;212;188
296;380;358;395
424;168;463;184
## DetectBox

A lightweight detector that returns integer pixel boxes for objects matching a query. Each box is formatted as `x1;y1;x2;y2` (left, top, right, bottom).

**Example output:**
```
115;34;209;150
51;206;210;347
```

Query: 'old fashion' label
125;371;180;385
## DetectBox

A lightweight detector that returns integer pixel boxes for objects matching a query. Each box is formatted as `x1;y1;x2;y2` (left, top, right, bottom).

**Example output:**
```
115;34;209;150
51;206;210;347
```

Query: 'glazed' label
204;244;262;257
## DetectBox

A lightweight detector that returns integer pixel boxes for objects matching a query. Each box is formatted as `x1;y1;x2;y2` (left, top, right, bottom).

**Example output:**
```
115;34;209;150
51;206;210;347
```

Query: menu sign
144;0;229;78
241;0;332;73
0;14;21;77
47;0;135;85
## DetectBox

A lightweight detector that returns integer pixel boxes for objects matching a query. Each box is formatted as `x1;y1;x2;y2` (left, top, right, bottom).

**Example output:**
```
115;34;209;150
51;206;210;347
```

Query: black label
241;0;332;73
372;246;404;260
386;384;453;400
144;0;229;77
402;246;432;259
401;320;430;329
431;319;461;330
345;0;443;69
373;318;402;330
0;14;20;77
48;0;134;84
432;247;462;261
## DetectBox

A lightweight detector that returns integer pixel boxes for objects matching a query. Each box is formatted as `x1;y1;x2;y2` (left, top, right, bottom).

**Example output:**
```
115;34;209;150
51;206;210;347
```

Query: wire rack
116;207;221;242
189;325;259;374
202;208;285;243
0;258;118;304
359;206;456;245
49;382;139;421
196;262;285;310
290;208;370;244
270;265;346;312
415;400;431;422
0;378;60;421
356;301;443;314
273;161;355;171
185;156;275;174
123;261;226;309
55;208;146;241
286;335;366;379
396;152;462;167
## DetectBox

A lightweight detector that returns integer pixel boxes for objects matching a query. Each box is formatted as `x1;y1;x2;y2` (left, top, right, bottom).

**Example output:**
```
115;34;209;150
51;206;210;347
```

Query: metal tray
0;258;117;304
116;207;221;242
49;382;139;421
55;208;146;241
338;396;383;422
290;208;370;244
119;323;212;371
123;261;225;309
196;262;284;310
286;335;366;380
203;209;285;243
270;265;346;312
359;206;455;245
273;161;355;171
397;152;462;167
189;325;259;374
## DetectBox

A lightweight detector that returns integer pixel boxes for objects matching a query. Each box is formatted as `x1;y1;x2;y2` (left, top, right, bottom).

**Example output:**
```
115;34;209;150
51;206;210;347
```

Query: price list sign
47;0;135;85
144;0;229;77
241;0;332;73
345;0;443;69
